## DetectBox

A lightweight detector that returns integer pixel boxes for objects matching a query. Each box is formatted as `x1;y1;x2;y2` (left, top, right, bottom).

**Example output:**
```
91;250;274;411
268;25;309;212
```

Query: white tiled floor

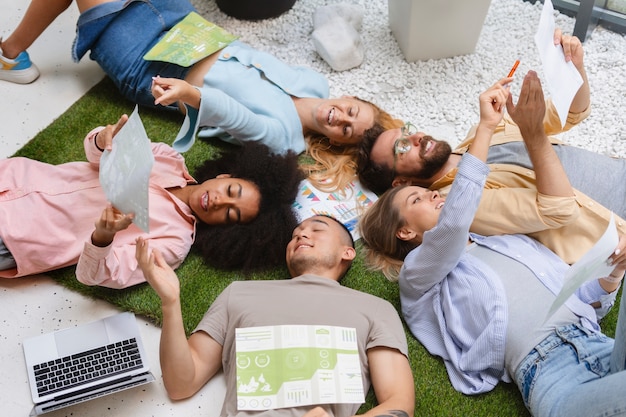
1;3;226;416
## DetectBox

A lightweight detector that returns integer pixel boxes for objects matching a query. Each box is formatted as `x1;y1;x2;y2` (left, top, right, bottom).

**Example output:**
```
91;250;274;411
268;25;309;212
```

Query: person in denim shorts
1;0;400;158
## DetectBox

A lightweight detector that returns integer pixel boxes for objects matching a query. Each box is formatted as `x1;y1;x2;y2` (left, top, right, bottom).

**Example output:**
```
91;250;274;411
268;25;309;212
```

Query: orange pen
507;59;520;78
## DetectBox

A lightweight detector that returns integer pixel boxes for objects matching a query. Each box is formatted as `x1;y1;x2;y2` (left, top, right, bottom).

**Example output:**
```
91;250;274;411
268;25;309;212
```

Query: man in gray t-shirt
136;215;414;417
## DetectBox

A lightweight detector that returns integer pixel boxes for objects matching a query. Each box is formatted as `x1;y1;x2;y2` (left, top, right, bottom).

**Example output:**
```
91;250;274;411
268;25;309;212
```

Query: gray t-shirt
194;274;408;417
468;243;578;376
487;142;626;219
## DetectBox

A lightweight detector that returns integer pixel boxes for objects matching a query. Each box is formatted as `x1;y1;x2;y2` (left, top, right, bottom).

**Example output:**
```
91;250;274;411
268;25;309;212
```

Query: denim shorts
73;0;194;108
514;323;626;417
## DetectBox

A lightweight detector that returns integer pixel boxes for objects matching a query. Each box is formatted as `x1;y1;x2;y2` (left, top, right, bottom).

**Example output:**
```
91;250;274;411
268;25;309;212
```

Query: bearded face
409;136;452;179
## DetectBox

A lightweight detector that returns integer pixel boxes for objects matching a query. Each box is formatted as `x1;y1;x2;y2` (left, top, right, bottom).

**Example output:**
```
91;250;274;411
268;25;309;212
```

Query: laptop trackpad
54;320;109;357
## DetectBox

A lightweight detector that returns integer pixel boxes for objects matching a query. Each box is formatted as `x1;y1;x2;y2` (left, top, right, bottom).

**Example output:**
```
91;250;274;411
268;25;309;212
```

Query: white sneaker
0;44;40;84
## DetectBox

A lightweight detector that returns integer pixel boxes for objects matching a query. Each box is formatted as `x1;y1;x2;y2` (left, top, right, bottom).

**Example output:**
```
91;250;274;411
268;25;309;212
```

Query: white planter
388;0;492;61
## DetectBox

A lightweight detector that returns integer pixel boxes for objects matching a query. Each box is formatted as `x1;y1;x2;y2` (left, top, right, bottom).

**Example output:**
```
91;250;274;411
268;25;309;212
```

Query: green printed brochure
143;12;238;67
235;325;365;411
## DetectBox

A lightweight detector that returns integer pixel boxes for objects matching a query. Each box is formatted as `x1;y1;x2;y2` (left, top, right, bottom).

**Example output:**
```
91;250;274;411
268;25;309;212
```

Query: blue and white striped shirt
399;153;607;394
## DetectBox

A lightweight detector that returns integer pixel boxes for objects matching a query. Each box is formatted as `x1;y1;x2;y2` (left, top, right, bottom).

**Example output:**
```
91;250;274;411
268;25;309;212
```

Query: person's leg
516;324;626;417
555;371;626;416
550;298;626;416
1;0;73;59
0;0;73;83
1;0;119;57
82;0;193;108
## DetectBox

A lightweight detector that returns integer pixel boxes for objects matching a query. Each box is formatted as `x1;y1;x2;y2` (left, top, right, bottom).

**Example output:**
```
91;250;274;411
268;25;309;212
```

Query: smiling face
393;186;445;244
311;97;376;146
286;215;355;278
187;175;261;225
370;127;452;180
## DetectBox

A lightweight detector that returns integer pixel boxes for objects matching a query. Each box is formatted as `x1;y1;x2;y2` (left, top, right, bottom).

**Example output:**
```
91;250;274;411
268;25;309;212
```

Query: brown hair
357;185;417;281
356;123;395;195
302;97;403;193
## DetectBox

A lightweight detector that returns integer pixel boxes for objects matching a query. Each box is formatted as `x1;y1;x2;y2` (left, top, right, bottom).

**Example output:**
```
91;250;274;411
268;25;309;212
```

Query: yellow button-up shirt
432;101;626;264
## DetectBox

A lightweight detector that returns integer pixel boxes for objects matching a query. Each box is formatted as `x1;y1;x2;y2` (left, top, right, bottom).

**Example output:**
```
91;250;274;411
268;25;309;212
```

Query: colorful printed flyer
143;12;238;67
235;325;364;411
292;179;378;240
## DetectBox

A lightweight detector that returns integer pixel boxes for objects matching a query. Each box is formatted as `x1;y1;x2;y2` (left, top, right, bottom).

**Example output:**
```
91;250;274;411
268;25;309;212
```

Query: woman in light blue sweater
1;0;401;161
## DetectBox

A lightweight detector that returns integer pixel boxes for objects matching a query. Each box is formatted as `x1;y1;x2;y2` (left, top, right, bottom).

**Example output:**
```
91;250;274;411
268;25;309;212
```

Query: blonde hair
357;185;417;282
302;98;404;193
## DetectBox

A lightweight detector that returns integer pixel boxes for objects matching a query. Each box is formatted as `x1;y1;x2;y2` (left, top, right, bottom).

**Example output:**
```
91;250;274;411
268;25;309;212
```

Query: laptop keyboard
33;338;143;397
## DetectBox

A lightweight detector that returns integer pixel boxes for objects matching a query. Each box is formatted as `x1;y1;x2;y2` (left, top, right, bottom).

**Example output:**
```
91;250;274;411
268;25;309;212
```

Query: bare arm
506;70;575;198
355;347;414;417
1;0;72;58
135;237;222;399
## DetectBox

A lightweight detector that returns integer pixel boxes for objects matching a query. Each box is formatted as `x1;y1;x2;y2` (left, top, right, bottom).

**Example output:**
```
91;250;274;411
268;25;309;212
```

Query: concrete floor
1;3;226;416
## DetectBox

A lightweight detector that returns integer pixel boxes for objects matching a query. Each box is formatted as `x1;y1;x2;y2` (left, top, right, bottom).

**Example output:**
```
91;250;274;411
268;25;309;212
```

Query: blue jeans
515;287;626;417
73;0;194;109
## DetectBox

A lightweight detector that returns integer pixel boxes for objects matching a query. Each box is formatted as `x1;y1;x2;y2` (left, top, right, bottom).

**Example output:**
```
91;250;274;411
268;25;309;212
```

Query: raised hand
151;76;201;108
135;237;180;306
506;70;546;141
554;28;584;71
95;114;129;152
478;77;511;130
91;204;134;247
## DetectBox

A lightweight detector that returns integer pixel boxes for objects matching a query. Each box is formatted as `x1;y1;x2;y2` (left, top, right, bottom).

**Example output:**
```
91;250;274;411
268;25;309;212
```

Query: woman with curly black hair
192;136;303;272
0;114;303;288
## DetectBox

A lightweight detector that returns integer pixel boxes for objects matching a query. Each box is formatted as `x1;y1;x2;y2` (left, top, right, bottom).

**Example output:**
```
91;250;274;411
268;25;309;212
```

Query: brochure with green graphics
143;12;238;67
235;325;365;411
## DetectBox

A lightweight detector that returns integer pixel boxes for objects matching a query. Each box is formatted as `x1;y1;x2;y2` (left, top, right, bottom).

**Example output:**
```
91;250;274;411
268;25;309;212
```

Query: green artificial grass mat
15;76;621;416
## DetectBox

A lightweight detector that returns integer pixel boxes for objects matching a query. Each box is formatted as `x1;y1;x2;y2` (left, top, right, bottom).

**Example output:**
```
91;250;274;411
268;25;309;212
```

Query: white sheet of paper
99;106;154;233
235;325;364;411
546;215;618;319
534;0;583;128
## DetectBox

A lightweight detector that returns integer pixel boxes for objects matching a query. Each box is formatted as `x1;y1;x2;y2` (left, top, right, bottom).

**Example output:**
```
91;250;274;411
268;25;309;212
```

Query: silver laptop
23;312;155;416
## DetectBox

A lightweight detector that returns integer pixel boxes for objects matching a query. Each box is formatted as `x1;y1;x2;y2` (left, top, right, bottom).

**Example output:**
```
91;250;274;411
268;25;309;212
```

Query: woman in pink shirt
0;114;302;288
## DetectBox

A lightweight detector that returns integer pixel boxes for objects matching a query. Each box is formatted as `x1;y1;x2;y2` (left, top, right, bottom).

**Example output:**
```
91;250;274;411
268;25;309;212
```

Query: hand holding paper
547;215;619;319
91;205;135;247
534;0;583;128
99;106;155;233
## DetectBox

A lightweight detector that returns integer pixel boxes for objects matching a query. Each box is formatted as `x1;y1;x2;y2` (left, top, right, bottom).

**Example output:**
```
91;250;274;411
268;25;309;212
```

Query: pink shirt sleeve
75;132;196;289
75;232;189;289
84;127;106;165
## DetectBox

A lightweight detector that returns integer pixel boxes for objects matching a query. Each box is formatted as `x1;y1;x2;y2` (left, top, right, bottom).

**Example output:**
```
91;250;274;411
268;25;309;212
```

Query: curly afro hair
192;142;304;272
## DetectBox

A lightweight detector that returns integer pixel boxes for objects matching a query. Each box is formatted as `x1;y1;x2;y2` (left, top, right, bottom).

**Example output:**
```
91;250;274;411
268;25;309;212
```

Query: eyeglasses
392;122;417;176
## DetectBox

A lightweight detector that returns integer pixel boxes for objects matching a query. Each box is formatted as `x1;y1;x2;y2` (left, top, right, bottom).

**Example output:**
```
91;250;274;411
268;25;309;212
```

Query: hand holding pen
507;59;520;78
